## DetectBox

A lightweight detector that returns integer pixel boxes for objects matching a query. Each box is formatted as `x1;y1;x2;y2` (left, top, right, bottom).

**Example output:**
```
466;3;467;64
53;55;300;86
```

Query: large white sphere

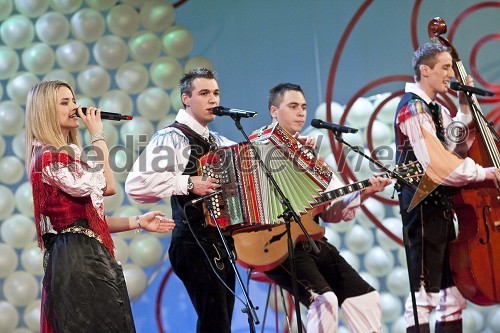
169;86;183;112
150;56;183;89
0;243;18;278
49;0;83;13
109;147;135;183
137;87;171;121
487;306;500;332
93;35;128;69
462;307;485;333
115;62;149;94
56;40;90;72
139;0;175;32
358;271;379;290
380;292;402;322
314;101;344;124
6;72;39;105
0;156;25;185
98;89;134;117
3;271;39;306
103;182;124;212
339;249;360;271
21;242;44;276
0;15;35;49
162;25;194;58
0;46;20;80
344;224;374;254
0;101;25;135
23;299;41;332
11;129;26;160
364;246;394;277
323;225;341;248
157;114;177;131
185;57;215;72
0;136;4;157
22;43;56;75
1;214;36;249
368;119;394;148
86;0;115;11
112;234;130;264
346;97;373;129
356;197;386;229
15;182;34;216
0;301;19;333
376;217;403;250
130;234;163;267
0;185;16;220
374;94;401;125
70;8;105;42
120;116;155;151
43;69;76;88
106;4;140;37
0;0;14;21
15;0;49;17
386;267;410;296
129;31;162;63
76;65;111;98
122;263;147;298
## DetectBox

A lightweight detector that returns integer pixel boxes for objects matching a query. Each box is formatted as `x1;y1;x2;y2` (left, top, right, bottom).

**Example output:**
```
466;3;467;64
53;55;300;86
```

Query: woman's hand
137;211;175;233
76;106;104;138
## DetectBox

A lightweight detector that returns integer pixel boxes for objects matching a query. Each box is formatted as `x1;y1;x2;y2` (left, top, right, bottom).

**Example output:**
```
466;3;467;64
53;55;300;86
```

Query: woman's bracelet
91;132;105;143
135;215;143;233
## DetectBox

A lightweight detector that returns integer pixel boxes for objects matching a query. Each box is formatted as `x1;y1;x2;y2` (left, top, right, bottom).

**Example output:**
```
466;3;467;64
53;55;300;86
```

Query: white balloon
356;197;386;229
0;243;18;278
344;224;374;254
93;35;128;69
185;57;215;73
339;249;360;271
368;120;394;148
129;31;162;63
0;0;14;21
0;46;20;80
0;301;19;333
21;242;44;276
157;114;177;131
85;0;115;11
358;271;379;290
120;117;154;153
15;182;34;216
0;101;25;135
326;218;354;234
98;89;134;118
24;299;42;332
386;267;409;296
22;43;56;75
76;65;111;98
0;135;4;157
376;217;403;251
0;185;16;220
391;316;407;333
130;234;163;267
15;0;49;17
122;263;147;298
374;94;401;125
56;40;90;72
0;156;25;185
70;8;105;42
106;4;140;37
112;234;130;264
0;15;35;48
346;97;373;129
11;328;34;333
150;56;183;89
43;69;76;88
323;225;341;248
169;86;183;112
139;0;174;32
137;87;171;121
103;182;124;212
116;62;149;94
108;147;135;183
487;306;500;332
0;214;36;248
314;101;344;124
6;72;39;105
364;246;394;277
397;247;408;268
380;292;402;322
3;271;39;306
49;0;82;13
162;25;194;58
36;11;70;44
462;307;485;333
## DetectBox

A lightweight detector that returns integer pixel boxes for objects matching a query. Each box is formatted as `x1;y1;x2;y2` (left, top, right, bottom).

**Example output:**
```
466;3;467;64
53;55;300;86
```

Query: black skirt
41;219;136;333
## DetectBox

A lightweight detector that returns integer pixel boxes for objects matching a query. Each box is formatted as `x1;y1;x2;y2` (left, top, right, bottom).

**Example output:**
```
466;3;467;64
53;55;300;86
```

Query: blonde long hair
25;80;81;178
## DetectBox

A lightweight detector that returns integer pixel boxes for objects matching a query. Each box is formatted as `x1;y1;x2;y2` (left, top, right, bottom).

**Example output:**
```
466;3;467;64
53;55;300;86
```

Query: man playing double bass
394;42;500;333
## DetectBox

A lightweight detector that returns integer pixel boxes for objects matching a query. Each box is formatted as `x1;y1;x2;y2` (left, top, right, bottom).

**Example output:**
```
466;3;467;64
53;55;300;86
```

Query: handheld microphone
186;190;222;206
311;119;358;134
213;106;257;118
449;82;495;97
79;107;133;121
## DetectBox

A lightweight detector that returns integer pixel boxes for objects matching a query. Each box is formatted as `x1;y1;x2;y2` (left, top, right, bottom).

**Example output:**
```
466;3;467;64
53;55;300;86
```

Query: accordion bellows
199;123;333;234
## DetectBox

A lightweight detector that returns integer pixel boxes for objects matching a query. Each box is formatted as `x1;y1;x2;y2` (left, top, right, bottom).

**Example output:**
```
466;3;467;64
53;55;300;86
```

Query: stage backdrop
0;0;498;332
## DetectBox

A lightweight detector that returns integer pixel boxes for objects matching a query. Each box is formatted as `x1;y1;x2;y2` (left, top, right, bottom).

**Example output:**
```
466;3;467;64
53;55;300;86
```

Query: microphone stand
229;115;320;333
334;132;421;332
205;202;259;333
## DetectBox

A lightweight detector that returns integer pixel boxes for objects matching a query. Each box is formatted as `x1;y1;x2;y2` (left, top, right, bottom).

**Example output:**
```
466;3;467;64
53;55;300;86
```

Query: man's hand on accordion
190;176;221;196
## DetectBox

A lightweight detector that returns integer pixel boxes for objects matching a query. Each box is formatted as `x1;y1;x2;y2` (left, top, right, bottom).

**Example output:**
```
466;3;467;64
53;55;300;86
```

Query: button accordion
199;123;332;234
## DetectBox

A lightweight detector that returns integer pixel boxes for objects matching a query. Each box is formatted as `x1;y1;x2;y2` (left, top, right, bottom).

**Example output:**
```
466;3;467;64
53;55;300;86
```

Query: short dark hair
179;68;217;96
413;43;450;81
268;83;304;110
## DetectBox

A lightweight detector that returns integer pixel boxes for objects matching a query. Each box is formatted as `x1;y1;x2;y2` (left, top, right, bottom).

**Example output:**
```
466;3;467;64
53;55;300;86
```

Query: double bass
428;17;500;305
